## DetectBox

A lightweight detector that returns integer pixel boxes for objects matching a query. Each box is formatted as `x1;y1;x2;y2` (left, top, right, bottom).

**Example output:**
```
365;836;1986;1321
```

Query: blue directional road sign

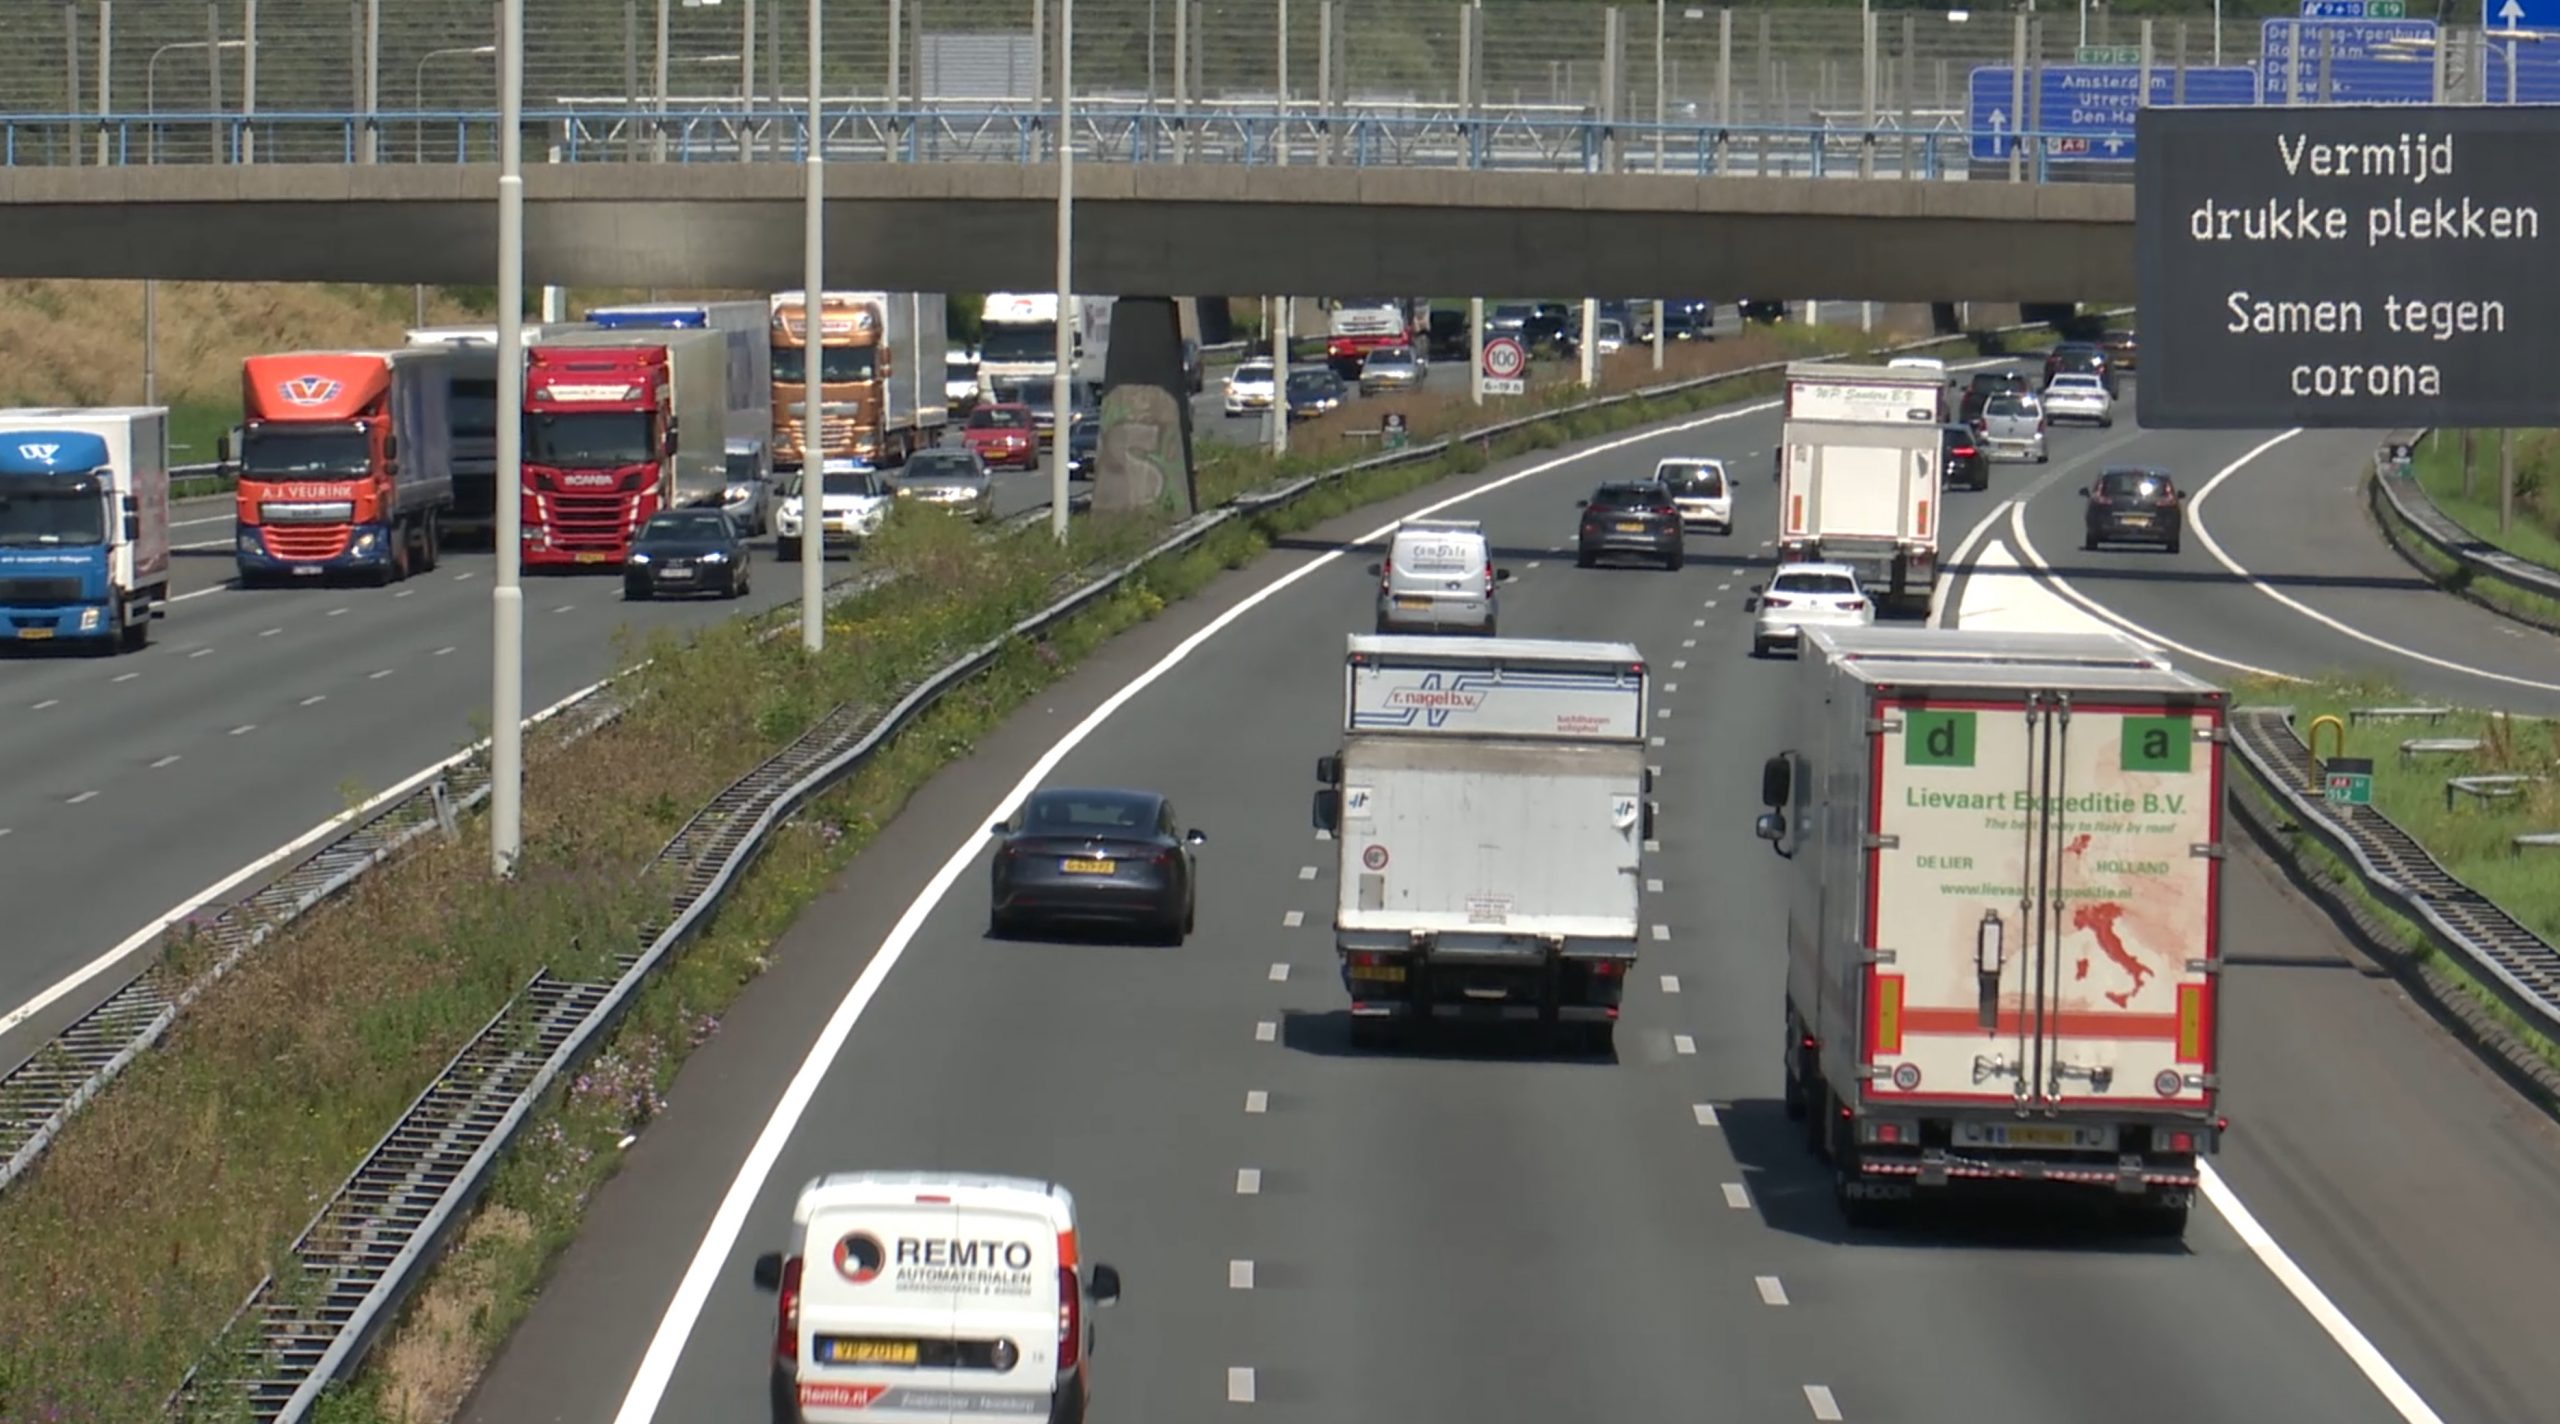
2259;18;2438;104
2479;0;2560;104
1965;66;2261;163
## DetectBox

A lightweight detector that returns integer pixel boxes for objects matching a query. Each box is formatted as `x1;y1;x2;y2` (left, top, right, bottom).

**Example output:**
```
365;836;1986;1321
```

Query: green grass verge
0;320;2058;1424
2368;471;2560;631
2412;429;2560;573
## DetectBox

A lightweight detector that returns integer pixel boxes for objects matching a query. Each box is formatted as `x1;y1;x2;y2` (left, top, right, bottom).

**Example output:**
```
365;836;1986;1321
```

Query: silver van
1368;517;1513;635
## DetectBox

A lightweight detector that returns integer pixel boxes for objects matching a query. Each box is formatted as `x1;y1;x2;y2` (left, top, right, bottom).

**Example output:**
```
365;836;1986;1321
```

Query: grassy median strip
2229;674;2560;1072
0;319;2026;1423
2377;444;2560;630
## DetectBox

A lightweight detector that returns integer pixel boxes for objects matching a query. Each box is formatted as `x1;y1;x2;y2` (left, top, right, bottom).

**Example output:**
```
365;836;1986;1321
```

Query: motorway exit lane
458;402;2418;1424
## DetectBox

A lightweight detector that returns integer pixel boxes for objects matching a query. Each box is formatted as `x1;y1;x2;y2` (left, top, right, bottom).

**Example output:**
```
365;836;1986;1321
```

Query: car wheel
1575;549;1595;569
2166;532;2183;556
2082;534;2100;552
1750;637;1769;658
624;579;650;601
778;538;800;562
1662;549;1684;571
2101;417;2115;428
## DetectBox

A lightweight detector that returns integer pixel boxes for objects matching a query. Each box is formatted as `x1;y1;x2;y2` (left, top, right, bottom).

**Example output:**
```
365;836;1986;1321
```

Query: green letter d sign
1904;709;1976;767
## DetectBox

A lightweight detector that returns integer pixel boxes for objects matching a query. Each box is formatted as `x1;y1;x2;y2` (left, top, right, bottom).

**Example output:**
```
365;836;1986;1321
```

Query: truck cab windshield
527;412;652;467
976;327;1057;364
771;345;876;384
240;427;371;479
0;480;106;546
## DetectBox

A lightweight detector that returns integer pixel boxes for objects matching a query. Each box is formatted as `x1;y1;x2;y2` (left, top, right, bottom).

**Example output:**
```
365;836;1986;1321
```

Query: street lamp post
1050;0;1075;545
801;0;827;642
145;38;243;164
492;0;526;876
415;43;497;162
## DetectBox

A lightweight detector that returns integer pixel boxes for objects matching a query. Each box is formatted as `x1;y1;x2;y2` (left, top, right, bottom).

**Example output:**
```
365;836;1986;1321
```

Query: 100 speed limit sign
1480;336;1527;396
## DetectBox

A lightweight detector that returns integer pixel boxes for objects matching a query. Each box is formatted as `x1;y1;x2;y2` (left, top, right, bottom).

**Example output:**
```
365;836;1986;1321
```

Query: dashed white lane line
1244;1090;1268;1114
1658;708;1672;719
368;668;395;680
1681;638;1695;648
1525;560;1543;570
1227;1367;1257;1404
1297;865;1317;880
1229;1260;1255;1290
1235;1168;1262;1195
1693;1103;1721;1127
433;645;456;656
1702;599;1717;609
0;828;13;839
111;671;139;683
1717;582;1732;591
1281;910;1305;928
393;588;416;598
1646;877;1664;893
553;604;576;614
1659;973;1680;992
1663;682;1678;694
453;571;477;580
300;695;326;707
1757;1276;1790;1306
1267;962;1290;982
1692;618;1705;627
227;724;255;736
1314;828;1332;841
1642;838;1661;853
1673;1034;1697;1055
326;607;349;618
1722;1182;1752;1209
1254;1020;1277;1043
1649;736;1666;748
1804;1384;1843;1420
188;646;213;658
31;699;58;711
149;755;180;769
1651;923;1670;941
259;627;281;637
1672;659;1687;669
65;790;97;805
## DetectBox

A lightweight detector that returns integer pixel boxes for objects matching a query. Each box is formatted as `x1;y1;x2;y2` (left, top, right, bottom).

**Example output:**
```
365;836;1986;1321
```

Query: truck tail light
1588;959;1626;979
773;1255;803;1362
1950;445;1977;460
2164;1129;2196;1154
1057;1267;1082;1370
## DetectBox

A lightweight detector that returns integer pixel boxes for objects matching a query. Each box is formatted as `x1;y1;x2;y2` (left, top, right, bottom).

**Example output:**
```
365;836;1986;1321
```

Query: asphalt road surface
452;375;2560;1424
0;467;1072;1072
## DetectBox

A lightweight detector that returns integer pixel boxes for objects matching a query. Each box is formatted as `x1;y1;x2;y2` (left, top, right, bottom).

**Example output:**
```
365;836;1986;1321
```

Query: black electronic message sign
2135;105;2560;429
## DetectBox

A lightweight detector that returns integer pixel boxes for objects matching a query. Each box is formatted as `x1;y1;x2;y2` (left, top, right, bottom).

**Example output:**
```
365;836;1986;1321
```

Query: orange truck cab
233;350;455;587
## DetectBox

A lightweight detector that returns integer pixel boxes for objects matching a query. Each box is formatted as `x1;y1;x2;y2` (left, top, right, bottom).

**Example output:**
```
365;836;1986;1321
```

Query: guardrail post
2501;428;2516;533
432;777;459;842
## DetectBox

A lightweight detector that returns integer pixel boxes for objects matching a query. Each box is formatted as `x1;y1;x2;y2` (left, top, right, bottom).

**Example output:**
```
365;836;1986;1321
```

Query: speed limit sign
1480;336;1527;396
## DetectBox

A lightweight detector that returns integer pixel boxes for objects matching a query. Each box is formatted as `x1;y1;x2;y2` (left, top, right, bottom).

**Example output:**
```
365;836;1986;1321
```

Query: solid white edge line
2186;431;2560;695
0;675;612;1040
2004;501;2294;681
607;396;1794;1424
1929;498;2016;629
2198;1163;2447;1424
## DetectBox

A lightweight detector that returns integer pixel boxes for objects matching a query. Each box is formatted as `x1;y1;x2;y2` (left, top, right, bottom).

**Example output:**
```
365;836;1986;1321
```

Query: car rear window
1025;792;1151;830
1773;572;1858;595
1395;534;1479;570
1659;465;1725;496
1591;485;1660;508
1985;396;2034;418
2099;471;2171;499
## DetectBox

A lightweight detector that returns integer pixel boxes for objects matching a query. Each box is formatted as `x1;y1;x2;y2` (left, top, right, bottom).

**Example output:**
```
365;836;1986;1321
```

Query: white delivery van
1369;517;1513;636
754;1172;1123;1424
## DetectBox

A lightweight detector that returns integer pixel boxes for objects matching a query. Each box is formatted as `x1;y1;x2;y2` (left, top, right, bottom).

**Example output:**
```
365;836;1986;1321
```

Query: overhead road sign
1966;65;2261;164
2261;18;2439;104
2077;46;2142;65
1479;335;1526;397
2478;1;2560;104
2135;105;2560;429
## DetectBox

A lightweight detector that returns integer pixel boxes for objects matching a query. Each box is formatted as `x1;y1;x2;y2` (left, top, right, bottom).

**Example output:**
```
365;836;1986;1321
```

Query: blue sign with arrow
2259;17;2438;103
1965;65;2261;163
2479;0;2560;102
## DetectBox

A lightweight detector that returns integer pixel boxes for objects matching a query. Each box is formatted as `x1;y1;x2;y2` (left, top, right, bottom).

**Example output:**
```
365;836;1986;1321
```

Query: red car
964;403;1040;470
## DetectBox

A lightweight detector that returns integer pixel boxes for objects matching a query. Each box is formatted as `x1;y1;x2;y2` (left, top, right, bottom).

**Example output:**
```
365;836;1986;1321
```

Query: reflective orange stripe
1915;498;1931;538
1872;973;1905;1055
1055;1227;1078;1270
2177;983;2208;1063
1787;493;1804;533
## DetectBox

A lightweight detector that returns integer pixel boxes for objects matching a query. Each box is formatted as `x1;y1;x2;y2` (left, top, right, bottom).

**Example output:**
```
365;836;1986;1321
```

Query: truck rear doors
1781;421;1937;548
1862;692;2220;1127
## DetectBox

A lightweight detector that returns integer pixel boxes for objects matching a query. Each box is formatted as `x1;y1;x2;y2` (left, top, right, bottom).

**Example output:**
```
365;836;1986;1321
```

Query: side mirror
216;432;234;464
1754;810;1787;844
1315;755;1341;784
1185;828;1208;846
1495;568;1516;583
1088;1263;1122;1307
752;1252;784;1292
1312;789;1340;835
124;514;139;541
988;820;1009;835
1364;562;1383;577
1575;499;1590;508
2075;487;2088;498
1760;753;1792;809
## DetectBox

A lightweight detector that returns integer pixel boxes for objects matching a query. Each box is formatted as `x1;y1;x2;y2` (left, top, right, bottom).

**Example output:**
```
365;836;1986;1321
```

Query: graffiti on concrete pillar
1095;385;1193;518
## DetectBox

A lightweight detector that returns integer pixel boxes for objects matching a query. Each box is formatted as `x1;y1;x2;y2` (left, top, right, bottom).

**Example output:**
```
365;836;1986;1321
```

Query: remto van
753;1172;1124;1424
1369;517;1513;636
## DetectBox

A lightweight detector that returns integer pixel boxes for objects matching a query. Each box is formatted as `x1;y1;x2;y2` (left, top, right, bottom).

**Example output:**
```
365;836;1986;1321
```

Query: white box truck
0;407;171;652
1750;625;2227;1237
1778;362;1954;614
1312;635;1655;1055
976;293;1111;392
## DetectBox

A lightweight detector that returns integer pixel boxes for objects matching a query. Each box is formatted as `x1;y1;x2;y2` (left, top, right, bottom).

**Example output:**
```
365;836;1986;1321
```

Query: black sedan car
1575;481;1684;570
988;787;1207;944
1941;423;1989;492
624;508;749;600
1285;367;1347;421
1067;416;1098;479
2082;466;2184;554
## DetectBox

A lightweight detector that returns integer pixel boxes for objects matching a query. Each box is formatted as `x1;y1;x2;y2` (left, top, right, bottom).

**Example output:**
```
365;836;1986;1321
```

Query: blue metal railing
0;104;2119;183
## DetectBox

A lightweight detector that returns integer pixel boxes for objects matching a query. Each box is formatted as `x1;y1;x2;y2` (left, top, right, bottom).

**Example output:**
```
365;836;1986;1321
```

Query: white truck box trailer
1314;635;1655;1055
1777;417;1943;613
1751;625;2226;1236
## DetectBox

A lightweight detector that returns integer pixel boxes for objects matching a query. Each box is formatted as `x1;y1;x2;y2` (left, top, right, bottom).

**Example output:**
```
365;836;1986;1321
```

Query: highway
0;464;1074;1070
449;377;2560;1424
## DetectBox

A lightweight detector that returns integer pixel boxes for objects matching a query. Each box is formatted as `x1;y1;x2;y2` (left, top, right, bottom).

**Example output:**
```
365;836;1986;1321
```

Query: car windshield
0;479;105;546
641;512;730;541
1970;373;2016;392
1985;396;2036;418
771;344;876;384
1024;790;1153;832
903;453;981;483
969;408;1029;429
1490;305;1532;325
527;412;651;467
240;426;371;478
2100;471;2173;500
451;378;499;438
1369;349;1414;367
1658;464;1725;495
1288;372;1335;395
1773;571;1859;596
976;325;1056;364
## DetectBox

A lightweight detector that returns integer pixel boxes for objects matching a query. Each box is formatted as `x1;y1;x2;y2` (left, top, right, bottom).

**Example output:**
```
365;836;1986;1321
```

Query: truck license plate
1347;964;1406;983
1954;1121;2117;1152
575;552;610;564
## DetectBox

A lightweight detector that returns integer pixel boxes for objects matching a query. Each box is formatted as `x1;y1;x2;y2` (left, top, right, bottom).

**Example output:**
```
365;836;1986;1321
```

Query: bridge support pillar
1094;296;1198;520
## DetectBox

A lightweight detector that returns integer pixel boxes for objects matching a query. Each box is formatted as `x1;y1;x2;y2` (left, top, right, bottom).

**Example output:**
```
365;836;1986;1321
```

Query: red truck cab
1324;301;1414;380
521;345;675;567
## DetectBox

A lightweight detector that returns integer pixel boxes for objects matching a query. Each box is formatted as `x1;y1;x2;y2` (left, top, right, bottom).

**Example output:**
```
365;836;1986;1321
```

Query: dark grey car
1575;481;1684;570
624;508;749;600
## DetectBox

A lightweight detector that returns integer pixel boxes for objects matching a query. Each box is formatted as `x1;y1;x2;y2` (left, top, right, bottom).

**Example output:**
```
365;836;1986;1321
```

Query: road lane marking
1244;1090;1268;1114
1652;924;1670;941
300;695;326;707
1297;865;1317;880
169;583;235;604
1268;962;1289;982
1693;1103;1720;1127
1673;1034;1696;1055
1229;1260;1255;1290
1756;1276;1789;1306
227;724;255;735
433;645;456;656
1722;1182;1751;1209
1235;1168;1261;1195
1692;618;1705;627
1642;838;1660;853
1646;878;1663;893
1659;973;1680;992
1314;828;1331;840
1804;1384;1843;1420
368;669;394;680
1702;599;1717;609
1663;682;1678;694
553;604;576;614
604;388;1843;1424
1681;638;1695;648
1255;1020;1276;1043
1227;1367;1256;1404
31;699;58;711
327;607;349;617
1649;736;1665;748
259;627;281;637
453;571;476;580
65;791;97;805
111;672;139;683
1281;910;1304;928
1672;659;1687;669
2004;503;2288;680
149;755;180;769
188;647;213;658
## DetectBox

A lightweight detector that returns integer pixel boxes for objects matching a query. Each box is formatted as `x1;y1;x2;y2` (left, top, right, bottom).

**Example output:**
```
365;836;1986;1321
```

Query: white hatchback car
1747;561;1873;657
1224;360;1277;417
2042;372;2114;427
1654;457;1733;534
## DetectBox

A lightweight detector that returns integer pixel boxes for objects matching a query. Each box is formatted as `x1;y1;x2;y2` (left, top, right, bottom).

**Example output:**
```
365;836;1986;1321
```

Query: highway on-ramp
0;468;1070;1072
450;388;2560;1424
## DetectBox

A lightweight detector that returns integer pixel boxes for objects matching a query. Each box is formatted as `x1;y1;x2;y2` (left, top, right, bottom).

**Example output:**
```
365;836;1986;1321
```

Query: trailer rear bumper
1847;1153;2201;1199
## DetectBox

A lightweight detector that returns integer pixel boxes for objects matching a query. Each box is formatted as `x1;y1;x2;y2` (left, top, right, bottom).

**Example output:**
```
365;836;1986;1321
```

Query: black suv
1959;369;2031;425
2082;467;2183;553
1941;423;1989;492
1576;482;1685;570
2044;341;2118;396
1427;308;1470;360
